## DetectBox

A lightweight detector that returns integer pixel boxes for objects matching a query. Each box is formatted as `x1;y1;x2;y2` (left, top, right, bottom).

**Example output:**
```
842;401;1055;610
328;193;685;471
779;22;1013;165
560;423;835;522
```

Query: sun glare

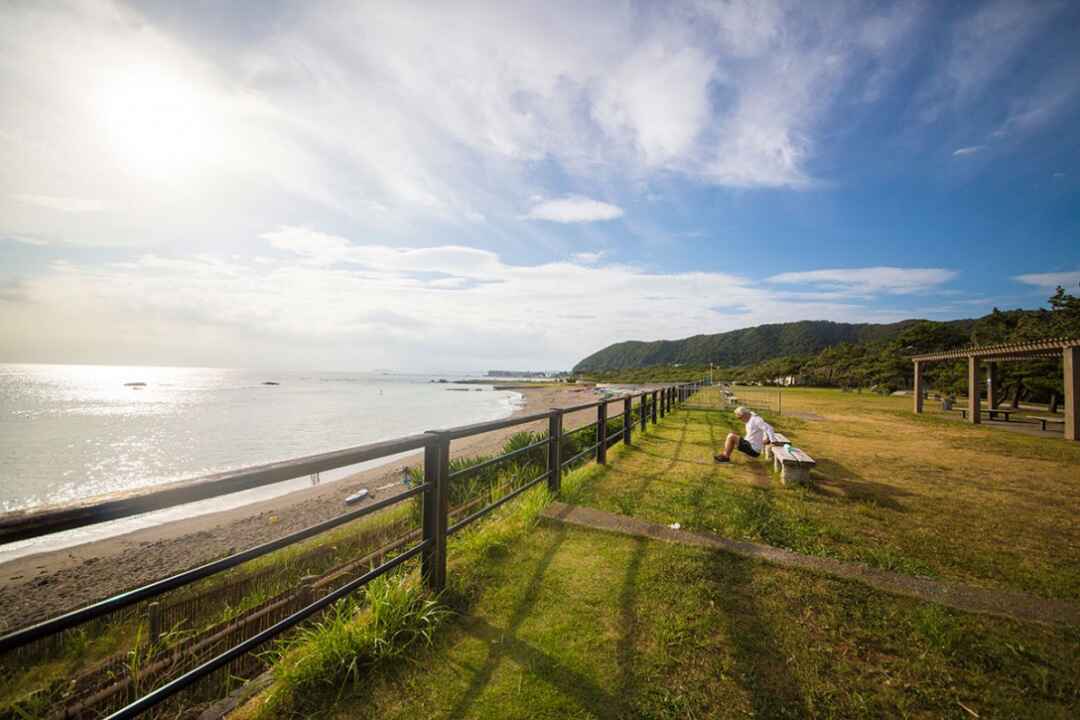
95;64;218;181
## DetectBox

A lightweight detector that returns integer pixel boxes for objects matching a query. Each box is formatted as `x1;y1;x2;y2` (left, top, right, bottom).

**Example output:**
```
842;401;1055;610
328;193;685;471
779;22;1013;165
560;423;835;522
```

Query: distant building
487;370;550;378
771;375;800;387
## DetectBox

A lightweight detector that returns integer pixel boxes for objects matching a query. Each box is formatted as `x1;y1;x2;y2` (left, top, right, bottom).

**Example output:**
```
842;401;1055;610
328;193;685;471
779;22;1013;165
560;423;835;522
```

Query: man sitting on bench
714;406;777;463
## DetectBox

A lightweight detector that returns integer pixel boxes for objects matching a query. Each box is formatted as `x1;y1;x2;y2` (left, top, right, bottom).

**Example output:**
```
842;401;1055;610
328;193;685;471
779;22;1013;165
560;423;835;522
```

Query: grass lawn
228;388;1080;719
566;387;1080;601
272;520;1078;719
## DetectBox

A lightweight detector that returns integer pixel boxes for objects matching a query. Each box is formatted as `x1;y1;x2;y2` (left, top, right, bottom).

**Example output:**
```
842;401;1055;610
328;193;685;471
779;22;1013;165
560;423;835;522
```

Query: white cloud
0;240;936;370
952;146;984;156
261;227;507;279
767;267;957;295
10;194;103;213
572;251;607;264
916;0;1067;126
526;197;624;223
0;0;938;255
1013;270;1080;289
2;233;48;246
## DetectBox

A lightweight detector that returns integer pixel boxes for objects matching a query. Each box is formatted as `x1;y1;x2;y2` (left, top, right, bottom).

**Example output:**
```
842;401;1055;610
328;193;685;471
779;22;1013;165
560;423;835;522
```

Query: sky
1;0;1079;372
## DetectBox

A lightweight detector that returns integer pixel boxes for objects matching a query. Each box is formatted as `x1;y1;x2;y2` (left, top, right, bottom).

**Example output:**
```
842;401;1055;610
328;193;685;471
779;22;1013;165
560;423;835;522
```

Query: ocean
0;364;522;558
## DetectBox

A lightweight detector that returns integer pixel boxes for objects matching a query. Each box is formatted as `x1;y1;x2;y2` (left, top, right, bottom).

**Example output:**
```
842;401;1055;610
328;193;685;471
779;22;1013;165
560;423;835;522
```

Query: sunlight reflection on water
0;364;517;513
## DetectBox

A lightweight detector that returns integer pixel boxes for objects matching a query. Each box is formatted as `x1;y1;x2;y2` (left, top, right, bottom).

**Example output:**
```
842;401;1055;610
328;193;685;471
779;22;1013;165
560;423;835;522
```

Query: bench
958;408;1015;421
771;445;816;487
1025;415;1066;432
762;433;790;460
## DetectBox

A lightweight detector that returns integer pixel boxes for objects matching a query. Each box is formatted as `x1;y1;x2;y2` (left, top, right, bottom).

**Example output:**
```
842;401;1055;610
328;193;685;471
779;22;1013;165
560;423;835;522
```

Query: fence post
640;394;647;432
652;390;658;422
596;401;608;464
623;396;632;446
147;602;161;646
659;388;666;418
421;431;449;594
299;574;318;607
547;410;562;494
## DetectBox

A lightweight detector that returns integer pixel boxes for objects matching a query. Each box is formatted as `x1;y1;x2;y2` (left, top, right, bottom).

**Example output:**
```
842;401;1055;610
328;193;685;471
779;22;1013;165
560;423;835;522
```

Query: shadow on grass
707;552;809;719
445;524;628;719
616;536;646;712
618;412;692;511
631;446;718;467
455;616;623;718
810;458;913;512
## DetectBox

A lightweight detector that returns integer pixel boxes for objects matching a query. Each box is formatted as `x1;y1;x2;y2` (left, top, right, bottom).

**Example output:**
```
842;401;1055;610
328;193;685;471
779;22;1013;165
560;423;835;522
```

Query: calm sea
0;364;521;516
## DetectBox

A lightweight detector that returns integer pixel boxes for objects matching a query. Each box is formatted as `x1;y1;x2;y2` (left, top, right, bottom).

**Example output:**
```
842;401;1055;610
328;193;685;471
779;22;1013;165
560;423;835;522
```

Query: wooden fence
0;381;706;719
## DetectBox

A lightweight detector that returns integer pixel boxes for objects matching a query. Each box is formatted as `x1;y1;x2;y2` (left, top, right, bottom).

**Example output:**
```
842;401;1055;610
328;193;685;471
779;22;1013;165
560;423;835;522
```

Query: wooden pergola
911;337;1080;441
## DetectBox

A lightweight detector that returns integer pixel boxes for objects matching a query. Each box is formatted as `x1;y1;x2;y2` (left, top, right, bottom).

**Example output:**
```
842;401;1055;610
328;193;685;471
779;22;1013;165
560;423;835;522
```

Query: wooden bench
771;445;816;486
762;433;790;460
958;408;1015;421
1025;415;1066;432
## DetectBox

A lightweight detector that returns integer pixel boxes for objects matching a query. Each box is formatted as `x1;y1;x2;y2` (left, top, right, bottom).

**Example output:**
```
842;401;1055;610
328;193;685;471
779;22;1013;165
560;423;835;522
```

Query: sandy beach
0;384;633;632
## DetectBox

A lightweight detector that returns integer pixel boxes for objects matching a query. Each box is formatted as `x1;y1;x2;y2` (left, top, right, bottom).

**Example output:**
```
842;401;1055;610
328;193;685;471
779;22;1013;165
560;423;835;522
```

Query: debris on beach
345;488;370;505
262;381;280;386
123;381;147;387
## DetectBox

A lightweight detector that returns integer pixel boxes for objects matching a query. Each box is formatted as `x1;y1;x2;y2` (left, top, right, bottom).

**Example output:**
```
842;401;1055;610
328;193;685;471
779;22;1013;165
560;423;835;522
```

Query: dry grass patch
568;388;1080;600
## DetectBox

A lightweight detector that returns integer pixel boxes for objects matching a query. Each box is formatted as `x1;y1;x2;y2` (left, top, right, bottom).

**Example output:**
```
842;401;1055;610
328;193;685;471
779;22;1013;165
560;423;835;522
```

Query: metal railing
0;381;707;718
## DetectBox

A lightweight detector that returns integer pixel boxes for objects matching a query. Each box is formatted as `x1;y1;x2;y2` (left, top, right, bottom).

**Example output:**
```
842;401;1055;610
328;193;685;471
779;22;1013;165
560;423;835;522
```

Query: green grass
259;522;1078;719
229;395;1079;718
566;387;1080;599
256;573;452;715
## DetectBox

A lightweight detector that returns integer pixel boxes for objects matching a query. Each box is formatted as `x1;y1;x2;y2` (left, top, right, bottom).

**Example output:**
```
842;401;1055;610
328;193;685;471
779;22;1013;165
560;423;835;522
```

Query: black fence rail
0;381;707;719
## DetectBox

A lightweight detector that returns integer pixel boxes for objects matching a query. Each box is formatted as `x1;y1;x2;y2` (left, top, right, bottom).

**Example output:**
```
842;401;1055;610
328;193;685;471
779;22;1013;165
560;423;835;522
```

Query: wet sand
0;384;626;632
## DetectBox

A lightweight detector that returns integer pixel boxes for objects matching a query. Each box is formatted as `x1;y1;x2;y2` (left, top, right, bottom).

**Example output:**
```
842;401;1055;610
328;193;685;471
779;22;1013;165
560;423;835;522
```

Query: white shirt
744;413;777;452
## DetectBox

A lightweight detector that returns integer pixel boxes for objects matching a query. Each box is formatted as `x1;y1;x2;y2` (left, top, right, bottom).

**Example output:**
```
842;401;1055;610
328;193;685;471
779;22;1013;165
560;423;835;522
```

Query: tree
1047;284;1080;337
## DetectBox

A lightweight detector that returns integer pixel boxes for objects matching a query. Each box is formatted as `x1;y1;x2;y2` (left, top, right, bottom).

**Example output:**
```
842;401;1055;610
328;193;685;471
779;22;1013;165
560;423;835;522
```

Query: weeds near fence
259;574;451;714
239;457;568;720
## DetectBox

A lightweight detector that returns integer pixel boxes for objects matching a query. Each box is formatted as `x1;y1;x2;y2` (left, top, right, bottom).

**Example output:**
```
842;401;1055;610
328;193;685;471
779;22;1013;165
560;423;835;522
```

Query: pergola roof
910;337;1080;363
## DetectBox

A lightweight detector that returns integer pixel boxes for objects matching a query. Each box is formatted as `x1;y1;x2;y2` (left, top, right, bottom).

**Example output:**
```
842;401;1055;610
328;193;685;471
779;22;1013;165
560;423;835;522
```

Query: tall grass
259;574;451;715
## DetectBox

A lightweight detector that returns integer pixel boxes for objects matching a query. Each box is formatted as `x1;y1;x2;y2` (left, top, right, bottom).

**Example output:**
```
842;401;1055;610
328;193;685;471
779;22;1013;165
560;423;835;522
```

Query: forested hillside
578;286;1080;406
573;319;974;372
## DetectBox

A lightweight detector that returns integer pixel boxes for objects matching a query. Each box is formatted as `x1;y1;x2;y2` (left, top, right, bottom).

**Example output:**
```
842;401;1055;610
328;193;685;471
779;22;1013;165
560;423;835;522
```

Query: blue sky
1;0;1078;371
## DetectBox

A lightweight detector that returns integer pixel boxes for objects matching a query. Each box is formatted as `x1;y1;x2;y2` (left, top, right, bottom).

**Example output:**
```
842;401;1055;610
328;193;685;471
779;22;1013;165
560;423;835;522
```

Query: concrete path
542;502;1080;627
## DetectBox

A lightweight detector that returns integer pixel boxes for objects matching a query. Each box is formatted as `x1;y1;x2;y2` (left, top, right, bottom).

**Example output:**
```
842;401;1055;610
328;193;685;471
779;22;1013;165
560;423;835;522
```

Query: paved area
542;501;1080;627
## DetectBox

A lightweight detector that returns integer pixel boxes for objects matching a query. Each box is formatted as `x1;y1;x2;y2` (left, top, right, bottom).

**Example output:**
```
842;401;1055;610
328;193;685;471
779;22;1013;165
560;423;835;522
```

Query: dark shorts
736;438;760;457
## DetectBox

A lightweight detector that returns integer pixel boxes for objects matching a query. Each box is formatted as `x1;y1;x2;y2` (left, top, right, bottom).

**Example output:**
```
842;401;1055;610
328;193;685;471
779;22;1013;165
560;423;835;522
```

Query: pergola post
1065;346;1079;442
968;356;981;424
913;361;923;414
987;363;1001;409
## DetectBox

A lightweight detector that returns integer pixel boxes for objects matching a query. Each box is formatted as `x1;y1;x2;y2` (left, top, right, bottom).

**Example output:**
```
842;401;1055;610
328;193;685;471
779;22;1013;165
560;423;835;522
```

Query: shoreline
0;384;614;632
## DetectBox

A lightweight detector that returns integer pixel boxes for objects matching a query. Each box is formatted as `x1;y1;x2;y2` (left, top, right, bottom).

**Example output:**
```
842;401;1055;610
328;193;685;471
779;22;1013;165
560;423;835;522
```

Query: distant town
485;370;566;378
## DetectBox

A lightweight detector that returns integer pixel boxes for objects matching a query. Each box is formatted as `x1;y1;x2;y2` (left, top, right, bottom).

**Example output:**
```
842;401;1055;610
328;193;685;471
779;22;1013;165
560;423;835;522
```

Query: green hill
573;319;974;372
